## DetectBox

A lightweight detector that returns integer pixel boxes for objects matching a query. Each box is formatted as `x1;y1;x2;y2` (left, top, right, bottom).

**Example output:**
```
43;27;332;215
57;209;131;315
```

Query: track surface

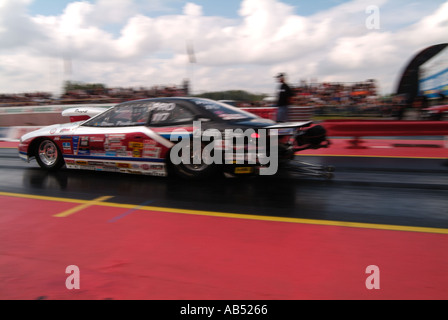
1;139;448;300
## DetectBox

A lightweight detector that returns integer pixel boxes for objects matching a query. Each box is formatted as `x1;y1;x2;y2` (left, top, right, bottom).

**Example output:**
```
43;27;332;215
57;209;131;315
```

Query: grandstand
1;76;414;119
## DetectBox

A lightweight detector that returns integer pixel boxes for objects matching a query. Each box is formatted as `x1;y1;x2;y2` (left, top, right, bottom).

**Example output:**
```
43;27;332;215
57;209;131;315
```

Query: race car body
18;97;329;179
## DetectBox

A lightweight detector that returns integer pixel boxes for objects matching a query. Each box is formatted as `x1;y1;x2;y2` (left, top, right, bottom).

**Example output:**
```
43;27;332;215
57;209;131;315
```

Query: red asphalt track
299;137;448;158
1;139;448;300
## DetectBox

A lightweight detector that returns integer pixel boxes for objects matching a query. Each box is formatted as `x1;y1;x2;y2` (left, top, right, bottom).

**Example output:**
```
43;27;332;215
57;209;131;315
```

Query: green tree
63;81;107;94
194;90;267;103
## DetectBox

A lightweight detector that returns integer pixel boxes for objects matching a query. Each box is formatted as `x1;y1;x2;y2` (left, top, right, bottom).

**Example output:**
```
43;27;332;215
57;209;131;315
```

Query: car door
65;103;149;170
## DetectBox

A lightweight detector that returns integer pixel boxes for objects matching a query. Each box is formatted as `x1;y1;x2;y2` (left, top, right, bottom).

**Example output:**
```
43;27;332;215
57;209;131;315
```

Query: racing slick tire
35;139;65;171
167;143;221;180
172;161;220;180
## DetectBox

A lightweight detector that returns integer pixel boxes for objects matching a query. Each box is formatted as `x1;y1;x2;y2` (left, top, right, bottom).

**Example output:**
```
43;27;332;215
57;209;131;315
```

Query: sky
0;0;447;97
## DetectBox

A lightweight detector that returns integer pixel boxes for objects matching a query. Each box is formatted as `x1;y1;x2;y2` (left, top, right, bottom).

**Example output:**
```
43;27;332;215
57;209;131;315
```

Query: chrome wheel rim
38;140;58;166
183;162;208;171
182;146;209;171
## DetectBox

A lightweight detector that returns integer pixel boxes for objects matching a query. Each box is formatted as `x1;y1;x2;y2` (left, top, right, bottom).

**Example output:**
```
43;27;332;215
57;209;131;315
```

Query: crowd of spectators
0;85;187;107
0;92;54;107
288;79;393;116
59;85;187;104
0;79;411;118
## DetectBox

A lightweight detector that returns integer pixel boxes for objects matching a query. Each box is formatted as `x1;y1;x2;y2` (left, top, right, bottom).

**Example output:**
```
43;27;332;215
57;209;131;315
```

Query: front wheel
35;139;65;171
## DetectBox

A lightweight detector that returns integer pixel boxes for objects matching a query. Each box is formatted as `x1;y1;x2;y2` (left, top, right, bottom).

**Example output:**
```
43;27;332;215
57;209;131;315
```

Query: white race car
19;97;329;179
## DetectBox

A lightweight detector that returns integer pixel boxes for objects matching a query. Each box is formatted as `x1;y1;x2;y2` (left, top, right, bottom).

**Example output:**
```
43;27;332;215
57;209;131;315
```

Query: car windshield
82;103;151;127
191;98;257;121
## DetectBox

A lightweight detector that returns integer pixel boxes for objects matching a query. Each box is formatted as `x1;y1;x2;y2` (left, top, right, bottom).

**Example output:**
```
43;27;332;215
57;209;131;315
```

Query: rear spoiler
263;121;330;151
264;121;313;134
264;121;313;129
62;107;110;122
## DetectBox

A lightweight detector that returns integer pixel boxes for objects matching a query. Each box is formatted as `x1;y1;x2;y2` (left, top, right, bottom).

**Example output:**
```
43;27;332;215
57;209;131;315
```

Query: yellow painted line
0;191;88;204
1;191;448;234
53;196;114;218
296;153;447;160
115;204;448;235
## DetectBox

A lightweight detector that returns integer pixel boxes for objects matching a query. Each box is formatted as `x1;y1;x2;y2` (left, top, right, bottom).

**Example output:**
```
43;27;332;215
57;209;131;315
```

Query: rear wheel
175;161;220;180
35;139;65;171
168;143;220;179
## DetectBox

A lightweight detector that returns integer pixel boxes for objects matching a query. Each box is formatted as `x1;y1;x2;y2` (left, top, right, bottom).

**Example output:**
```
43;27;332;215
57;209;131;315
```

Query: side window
130;105;151;124
85;103;150;127
149;103;195;126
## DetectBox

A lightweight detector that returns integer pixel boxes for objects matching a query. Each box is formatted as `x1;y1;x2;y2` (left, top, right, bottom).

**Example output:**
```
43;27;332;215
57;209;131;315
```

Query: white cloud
184;2;202;16
0;0;447;96
0;0;46;49
91;0;137;25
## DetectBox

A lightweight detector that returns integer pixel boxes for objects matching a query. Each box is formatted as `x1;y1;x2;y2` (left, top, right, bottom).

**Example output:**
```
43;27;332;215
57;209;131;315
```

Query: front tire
35;139;65;171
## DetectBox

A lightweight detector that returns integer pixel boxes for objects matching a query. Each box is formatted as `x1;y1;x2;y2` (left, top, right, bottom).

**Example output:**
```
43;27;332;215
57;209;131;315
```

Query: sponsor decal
80;137;89;147
148;102;175;111
64;158;167;177
126;170;141;174
140;164;165;173
142;146;161;158
72;136;80;155
104;134;125;153
59;128;73;134
116;150;129;157
132;149;142;158
90;151;106;157
62;142;72;153
144;139;157;146
77;149;90;156
106;134;125;141
107;142;125;150
234;167;254;174
129;142;143;149
89;136;104;143
87;161;103;166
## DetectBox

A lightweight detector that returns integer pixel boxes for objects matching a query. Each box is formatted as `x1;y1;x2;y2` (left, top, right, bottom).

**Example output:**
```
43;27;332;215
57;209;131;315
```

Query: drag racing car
18;97;330;179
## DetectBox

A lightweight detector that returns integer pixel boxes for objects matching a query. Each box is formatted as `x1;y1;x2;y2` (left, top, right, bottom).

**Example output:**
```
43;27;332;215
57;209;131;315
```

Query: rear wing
265;121;330;151
62;107;111;122
264;121;313;129
264;121;313;135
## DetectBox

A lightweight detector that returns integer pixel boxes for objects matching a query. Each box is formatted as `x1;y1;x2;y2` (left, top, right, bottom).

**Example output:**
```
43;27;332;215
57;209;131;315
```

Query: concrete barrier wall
0;103;314;141
0;104;314;127
0;104;114;127
0;126;43;141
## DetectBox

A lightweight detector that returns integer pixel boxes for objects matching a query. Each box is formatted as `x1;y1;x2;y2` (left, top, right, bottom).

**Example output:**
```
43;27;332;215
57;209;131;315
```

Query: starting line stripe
53;195;114;218
1;191;448;235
